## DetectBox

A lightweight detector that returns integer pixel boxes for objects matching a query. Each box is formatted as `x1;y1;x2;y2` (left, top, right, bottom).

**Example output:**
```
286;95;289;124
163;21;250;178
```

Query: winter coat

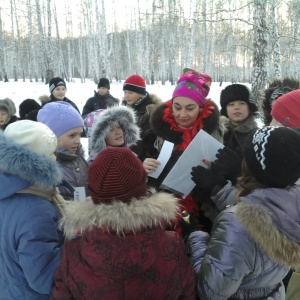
82;91;119;118
286;268;300;300
0;132;65;300
148;99;225;232
0;98;18;131
51;190;197;300
123;93;162;161
187;184;300;299
48;94;80;113
220;114;258;152
0;115;18;131
56;144;89;199
87;106;140;165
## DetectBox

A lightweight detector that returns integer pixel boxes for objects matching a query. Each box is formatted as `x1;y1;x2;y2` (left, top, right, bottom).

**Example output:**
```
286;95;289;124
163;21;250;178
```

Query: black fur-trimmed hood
61;189;179;239
0;132;62;192
89;106;140;153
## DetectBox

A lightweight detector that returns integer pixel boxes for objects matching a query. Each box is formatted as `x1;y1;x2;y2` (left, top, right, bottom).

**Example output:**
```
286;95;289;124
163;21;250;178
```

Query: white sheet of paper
160;130;224;198
74;187;86;202
148;141;174;179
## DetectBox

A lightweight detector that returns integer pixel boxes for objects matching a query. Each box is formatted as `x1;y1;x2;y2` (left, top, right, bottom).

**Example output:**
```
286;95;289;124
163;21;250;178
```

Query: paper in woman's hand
148;141;174;178
160;130;224;198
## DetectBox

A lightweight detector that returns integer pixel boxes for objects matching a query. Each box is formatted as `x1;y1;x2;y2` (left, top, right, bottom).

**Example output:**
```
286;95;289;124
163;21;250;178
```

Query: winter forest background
0;0;299;105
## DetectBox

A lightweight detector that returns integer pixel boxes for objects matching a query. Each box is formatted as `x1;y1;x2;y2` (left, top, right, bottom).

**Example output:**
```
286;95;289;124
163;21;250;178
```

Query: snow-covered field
0;78;250;115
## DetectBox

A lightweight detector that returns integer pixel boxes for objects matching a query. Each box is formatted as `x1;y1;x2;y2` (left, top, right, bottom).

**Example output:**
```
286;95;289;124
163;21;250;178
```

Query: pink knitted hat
172;68;212;107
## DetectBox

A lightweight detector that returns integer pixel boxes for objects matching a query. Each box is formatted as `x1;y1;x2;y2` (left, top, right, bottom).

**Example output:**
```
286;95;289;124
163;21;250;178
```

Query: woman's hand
143;158;160;174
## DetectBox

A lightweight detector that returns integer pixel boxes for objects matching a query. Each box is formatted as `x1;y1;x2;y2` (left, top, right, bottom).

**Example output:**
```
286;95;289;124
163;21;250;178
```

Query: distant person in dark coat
82;78;119;118
19;98;41;120
48;77;80;113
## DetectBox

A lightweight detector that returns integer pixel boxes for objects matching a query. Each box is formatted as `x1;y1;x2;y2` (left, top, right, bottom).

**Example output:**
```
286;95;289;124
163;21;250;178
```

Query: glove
191;162;227;191
179;212;201;239
214;146;243;181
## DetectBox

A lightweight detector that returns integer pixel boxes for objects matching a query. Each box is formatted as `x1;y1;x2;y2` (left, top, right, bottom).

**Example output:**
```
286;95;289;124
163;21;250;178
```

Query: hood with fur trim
61;189;179;239
0;132;62;196
236;185;300;269
89;105;140;153
259;77;300;126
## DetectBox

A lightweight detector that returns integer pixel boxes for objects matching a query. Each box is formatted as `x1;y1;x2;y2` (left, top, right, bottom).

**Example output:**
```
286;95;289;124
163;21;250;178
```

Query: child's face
52;86;67;100
226;100;250;126
270;117;283;127
57;126;83;153
0;110;9;125
123;90;143;106
105;124;124;147
98;87;109;95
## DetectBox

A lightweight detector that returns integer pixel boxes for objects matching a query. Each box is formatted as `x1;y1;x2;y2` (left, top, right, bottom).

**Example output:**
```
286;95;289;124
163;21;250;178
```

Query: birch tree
0;7;8;82
269;1;281;79
10;0;18;81
251;0;268;101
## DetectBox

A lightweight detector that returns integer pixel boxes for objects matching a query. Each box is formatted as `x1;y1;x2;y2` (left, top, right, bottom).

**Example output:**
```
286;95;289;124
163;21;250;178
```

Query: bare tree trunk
251;0;268;102
0;7;8;82
269;2;281;79
10;0;18;81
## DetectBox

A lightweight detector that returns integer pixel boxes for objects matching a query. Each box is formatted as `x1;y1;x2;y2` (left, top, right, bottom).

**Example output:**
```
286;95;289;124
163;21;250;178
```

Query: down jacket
0;132;65;300
56;144;89;199
52;190;196;300
187;183;300;299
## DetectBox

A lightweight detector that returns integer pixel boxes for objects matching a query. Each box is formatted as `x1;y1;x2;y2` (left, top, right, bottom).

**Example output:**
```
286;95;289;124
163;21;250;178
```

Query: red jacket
52;191;196;300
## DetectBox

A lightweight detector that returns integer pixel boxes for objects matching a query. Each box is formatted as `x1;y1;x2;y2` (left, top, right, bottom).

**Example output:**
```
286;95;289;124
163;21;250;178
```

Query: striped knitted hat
123;74;146;95
88;147;147;203
271;89;300;127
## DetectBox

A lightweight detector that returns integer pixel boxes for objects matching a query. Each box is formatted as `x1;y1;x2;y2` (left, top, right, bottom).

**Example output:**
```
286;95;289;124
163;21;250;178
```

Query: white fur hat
4;120;57;157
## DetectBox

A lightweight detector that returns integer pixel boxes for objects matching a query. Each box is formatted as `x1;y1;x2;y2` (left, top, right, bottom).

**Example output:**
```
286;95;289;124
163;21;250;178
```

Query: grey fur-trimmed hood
89;105;140;153
61;189;179;239
236;188;300;269
0;132;62;189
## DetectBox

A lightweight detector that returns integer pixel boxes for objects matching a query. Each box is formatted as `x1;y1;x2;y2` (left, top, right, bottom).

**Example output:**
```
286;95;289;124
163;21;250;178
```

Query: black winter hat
98;78;110;90
19;99;41;120
220;84;258;117
244;126;300;188
49;77;66;93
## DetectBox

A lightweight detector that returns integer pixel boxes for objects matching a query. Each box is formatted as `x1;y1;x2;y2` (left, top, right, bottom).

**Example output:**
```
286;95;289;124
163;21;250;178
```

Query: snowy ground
0;78;248;115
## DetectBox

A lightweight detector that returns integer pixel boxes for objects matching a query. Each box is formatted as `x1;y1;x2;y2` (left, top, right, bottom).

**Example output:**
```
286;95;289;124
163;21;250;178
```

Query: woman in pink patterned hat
143;68;225;235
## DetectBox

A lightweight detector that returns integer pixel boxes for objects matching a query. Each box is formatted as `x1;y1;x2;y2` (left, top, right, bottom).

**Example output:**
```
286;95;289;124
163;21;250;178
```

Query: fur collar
220;114;258;133
150;99;222;149
61;189;179;239
89;106;140;153
0;132;62;188
236;201;300;269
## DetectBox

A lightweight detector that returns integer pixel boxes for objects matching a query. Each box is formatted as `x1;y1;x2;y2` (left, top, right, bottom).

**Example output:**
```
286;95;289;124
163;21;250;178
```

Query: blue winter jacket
187;183;300;300
0;133;64;300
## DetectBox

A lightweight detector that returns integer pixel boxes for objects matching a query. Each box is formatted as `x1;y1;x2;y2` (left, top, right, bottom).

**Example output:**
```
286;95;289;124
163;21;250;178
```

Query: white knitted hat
4;120;57;157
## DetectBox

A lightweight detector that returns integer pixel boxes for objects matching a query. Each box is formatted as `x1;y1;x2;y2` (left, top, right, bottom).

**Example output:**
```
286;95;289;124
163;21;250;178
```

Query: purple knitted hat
172;68;212;107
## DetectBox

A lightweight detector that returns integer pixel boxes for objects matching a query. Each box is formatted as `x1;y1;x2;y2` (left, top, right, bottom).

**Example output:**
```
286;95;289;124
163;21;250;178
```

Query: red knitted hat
88;147;147;204
271;89;300;127
123;74;146;95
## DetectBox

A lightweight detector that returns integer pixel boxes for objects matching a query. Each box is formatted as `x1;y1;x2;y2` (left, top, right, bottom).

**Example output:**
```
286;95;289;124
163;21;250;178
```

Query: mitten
179;212;201;239
191;162;227;191
214;146;243;181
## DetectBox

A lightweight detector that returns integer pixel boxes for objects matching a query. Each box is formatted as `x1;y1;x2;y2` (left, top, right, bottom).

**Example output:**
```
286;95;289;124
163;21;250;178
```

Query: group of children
0;71;300;299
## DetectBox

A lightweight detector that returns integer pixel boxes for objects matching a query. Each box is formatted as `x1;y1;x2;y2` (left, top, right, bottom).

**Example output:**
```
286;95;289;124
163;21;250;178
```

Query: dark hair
234;159;267;203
